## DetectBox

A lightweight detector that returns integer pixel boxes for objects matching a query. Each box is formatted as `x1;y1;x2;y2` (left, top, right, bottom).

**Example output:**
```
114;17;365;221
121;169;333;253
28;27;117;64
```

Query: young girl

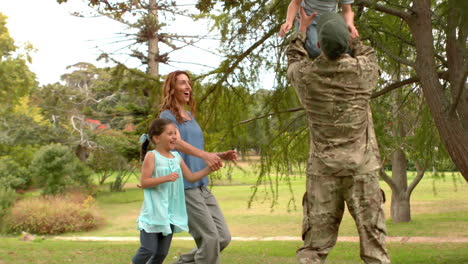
131;118;215;264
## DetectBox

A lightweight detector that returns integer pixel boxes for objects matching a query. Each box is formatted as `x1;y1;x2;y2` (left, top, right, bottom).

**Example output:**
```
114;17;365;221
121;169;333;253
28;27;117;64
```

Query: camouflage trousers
297;171;391;264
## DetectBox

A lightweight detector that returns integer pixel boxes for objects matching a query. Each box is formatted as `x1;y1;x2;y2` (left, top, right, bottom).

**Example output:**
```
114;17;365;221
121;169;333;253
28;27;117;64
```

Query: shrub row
4;192;102;235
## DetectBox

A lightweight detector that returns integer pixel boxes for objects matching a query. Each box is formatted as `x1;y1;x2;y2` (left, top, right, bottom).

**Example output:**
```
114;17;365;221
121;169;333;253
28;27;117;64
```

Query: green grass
0;238;467;264
2;165;467;263
77;168;468;238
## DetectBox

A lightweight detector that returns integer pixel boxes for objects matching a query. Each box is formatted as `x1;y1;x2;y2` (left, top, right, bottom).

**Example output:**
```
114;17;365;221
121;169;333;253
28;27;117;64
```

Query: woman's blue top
160;110;209;189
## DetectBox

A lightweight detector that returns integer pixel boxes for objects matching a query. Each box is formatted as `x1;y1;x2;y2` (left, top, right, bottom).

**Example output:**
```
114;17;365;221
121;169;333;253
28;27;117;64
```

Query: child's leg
132;230;160;264
149;226;174;264
304;23;321;59
294;20;321;59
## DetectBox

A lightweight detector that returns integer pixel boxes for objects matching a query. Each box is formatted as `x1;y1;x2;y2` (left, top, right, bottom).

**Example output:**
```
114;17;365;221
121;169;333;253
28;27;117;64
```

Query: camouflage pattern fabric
287;32;381;177
297;171;390;264
287;32;391;264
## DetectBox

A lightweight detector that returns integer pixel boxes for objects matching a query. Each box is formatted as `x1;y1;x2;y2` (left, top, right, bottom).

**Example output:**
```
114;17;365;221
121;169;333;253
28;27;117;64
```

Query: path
52;236;468;243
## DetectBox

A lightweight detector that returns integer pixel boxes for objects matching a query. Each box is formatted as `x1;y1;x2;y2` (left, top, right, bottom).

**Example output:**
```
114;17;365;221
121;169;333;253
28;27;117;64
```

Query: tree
57;0;218;107
30;143;92;195
193;0;467;182
352;0;468;180
0;13;36;112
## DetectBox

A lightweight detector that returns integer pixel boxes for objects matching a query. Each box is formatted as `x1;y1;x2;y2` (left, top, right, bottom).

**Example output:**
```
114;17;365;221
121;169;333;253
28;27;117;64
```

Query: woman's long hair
159;71;196;123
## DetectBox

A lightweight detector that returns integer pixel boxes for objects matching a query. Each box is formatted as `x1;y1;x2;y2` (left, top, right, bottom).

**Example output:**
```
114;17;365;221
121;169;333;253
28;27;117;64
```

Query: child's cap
317;12;350;60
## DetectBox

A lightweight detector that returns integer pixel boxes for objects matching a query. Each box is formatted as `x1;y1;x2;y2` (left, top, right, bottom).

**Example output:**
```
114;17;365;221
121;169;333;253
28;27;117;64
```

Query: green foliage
0;186;17;224
4;193;101;235
30;144;92;195
109;168;136;193
0;157;31;190
88;130;138;187
0;13;37;111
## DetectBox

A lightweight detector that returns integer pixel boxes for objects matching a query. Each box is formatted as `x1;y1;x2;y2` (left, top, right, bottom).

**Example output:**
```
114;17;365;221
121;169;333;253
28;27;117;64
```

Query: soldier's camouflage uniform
287;32;391;264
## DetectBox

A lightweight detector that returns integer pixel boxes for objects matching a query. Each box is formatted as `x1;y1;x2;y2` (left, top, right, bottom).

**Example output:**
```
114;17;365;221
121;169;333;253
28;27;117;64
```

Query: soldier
286;10;391;264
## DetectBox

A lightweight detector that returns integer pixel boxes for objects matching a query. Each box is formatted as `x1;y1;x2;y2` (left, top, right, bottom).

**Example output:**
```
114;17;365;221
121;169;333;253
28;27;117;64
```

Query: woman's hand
203;152;223;170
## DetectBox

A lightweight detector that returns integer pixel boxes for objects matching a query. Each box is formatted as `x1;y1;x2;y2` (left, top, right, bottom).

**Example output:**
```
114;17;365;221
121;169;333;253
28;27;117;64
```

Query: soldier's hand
298;8;317;33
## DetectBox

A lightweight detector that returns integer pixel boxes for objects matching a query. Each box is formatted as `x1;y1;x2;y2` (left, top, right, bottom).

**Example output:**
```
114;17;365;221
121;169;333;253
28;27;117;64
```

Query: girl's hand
203;152;223;170
279;21;293;38
165;172;179;182
347;24;359;39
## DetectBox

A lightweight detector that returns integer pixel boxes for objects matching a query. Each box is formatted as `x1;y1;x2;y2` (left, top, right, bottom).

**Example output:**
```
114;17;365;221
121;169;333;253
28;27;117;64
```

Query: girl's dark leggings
132;226;174;264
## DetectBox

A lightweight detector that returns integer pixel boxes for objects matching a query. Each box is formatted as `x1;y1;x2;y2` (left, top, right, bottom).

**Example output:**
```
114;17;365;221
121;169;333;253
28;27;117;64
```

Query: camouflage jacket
287;32;381;177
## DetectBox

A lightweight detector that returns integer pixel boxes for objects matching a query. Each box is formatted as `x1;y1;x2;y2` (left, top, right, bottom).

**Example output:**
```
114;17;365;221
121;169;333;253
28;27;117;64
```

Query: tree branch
239;107;303;124
368;25;414;47
198;25;280;106
449;69;468;116
407;160;426;197
379;168;398;191
354;0;411;20
372;39;415;67
371;71;449;99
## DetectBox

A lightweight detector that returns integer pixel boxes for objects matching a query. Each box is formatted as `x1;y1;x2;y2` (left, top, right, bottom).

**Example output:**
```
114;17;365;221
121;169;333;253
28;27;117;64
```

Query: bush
0;186;17;224
30;144;92;195
4;192;102;235
109;160;138;192
87;148;128;185
0;156;31;190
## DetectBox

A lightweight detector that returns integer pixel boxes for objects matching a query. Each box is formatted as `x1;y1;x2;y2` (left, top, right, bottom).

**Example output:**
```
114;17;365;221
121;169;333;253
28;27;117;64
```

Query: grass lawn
1;238;467;264
74;167;468;238
1;163;467;263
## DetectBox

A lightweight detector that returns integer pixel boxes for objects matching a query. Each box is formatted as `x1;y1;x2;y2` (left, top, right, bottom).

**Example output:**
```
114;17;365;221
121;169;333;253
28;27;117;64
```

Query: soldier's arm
287;32;308;67
351;38;381;78
286;32;309;86
350;38;377;63
287;8;317;82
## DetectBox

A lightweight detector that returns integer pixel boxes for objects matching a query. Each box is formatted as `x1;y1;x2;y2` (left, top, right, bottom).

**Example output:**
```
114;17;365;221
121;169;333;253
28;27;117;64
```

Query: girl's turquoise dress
136;150;189;236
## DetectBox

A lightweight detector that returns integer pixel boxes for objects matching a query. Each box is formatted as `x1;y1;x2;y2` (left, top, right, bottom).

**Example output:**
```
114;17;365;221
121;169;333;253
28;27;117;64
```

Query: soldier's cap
317;12;350;60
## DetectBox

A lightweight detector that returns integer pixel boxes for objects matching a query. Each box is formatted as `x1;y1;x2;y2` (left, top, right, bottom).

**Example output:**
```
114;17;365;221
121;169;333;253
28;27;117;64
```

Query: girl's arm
140;152;179;188
279;0;302;38
342;4;359;38
180;158;213;183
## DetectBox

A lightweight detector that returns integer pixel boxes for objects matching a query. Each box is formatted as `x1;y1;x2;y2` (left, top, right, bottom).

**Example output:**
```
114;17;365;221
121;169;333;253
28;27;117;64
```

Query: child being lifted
279;0;359;59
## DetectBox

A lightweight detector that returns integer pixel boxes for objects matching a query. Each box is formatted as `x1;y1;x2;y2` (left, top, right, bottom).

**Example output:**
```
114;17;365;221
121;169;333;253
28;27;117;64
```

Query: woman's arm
140;152;179;188
173;127;223;170
180;158;213;183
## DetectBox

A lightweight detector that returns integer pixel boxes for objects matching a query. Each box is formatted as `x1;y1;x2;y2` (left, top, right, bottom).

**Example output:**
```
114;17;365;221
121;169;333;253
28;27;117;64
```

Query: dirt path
52;236;468;243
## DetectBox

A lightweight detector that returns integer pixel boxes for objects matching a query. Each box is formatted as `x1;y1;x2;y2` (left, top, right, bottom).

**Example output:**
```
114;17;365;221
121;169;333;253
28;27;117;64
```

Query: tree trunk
390;147;411;222
446;1;468;130
390;190;411;223
148;0;159;79
75;144;88;162
146;0;160;102
408;0;468;181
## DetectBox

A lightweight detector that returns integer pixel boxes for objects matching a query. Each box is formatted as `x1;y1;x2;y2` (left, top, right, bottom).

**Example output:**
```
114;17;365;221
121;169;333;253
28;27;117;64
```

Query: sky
1;0;222;85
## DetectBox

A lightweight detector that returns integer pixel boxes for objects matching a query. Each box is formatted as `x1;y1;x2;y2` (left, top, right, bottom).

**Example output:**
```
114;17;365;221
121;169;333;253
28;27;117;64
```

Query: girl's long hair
159;71;196;123
140;118;174;161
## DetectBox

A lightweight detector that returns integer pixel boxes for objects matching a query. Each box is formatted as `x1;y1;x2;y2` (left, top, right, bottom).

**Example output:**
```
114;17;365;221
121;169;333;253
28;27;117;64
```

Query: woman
159;70;236;264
